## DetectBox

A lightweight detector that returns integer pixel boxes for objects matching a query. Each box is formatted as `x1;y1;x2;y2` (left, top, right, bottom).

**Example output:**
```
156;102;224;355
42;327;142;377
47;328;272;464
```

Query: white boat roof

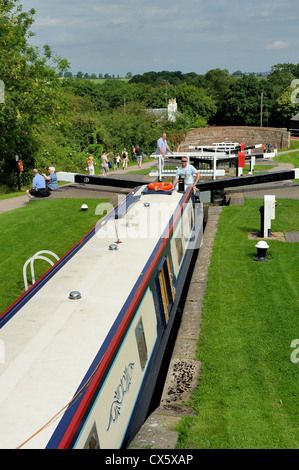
0;185;186;449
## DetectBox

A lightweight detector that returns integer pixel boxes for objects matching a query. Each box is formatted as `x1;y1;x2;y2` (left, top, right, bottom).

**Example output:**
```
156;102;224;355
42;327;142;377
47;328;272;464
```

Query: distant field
87;78;130;84
60;78;130;84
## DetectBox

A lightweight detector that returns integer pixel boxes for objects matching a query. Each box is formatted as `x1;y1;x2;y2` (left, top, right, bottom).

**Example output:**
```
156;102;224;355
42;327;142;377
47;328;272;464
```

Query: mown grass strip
177;199;299;449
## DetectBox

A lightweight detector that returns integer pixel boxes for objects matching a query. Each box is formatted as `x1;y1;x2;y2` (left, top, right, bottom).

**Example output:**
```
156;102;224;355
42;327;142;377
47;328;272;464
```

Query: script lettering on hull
107;363;135;431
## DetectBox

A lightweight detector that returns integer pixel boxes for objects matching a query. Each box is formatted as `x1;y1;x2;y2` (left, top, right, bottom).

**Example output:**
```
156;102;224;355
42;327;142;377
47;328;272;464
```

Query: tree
267;66;296;100
272;87;299;127
99;103;158;155
232;70;244;77
205;69;235;102
62;78;104;111
204;68;236;125
219;75;271;126
270;63;299;78
0;0;69;185
175;83;217;121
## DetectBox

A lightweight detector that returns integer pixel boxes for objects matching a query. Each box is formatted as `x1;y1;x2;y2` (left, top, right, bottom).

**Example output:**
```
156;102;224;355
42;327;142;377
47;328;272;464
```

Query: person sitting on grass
26;169;49;199
42;167;58;191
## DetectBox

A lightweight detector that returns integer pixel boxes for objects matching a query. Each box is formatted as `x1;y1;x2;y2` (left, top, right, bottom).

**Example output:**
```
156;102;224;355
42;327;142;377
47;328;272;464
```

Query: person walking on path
132;146;136;161
156;132;174;170
135;145;143;169
122;148;129;170
114;153;120;170
101;151;112;176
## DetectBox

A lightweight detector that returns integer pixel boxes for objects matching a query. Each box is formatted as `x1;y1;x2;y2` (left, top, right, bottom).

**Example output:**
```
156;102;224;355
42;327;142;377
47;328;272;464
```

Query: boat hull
0;185;203;449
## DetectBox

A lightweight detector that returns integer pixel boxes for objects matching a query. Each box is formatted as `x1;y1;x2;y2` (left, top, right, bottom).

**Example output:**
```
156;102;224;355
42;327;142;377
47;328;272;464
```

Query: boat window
157;256;175;325
190;204;194;231
135;318;148;370
84;423;100;449
175;237;183;265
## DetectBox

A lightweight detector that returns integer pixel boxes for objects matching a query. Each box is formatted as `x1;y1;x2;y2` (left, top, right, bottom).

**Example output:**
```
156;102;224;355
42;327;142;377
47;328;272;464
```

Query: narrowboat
0;183;203;449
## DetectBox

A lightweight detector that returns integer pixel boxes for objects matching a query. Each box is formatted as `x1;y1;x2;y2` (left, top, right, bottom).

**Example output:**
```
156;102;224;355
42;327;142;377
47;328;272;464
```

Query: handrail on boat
23;250;60;291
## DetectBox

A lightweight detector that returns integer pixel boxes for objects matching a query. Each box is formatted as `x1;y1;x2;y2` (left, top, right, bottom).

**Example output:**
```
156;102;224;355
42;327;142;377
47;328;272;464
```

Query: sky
19;0;299;77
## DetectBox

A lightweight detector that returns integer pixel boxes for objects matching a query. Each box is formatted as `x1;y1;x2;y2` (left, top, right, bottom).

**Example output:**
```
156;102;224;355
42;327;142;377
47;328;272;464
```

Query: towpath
0;160;156;214
1;156;299;215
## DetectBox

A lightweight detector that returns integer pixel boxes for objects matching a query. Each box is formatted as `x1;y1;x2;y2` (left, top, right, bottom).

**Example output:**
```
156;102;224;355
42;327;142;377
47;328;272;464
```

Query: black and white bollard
254;241;269;262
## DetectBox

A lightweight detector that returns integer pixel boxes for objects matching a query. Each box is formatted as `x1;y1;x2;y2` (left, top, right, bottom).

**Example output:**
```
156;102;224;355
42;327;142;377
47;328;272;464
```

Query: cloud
265;40;289;50
19;0;299;75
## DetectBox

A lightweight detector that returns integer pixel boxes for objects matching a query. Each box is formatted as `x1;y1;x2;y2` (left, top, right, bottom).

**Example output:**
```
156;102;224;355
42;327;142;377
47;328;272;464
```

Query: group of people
85;133;178;177
27;132;200;200
26;167;58;199
86;151;114;176
86;145;144;176
263;143;278;154
156;132;200;190
86;132;200;189
86;134;177;176
27;133;286;201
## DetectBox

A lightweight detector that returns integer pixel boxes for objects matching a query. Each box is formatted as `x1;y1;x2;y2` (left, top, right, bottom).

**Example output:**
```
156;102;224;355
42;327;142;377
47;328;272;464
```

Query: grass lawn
0;182;69;199
274;151;299;183
280;140;299;152
0;190;27;200
243;164;276;174
177;198;299;449
275;151;299;167
126;167;154;175
0;198;108;314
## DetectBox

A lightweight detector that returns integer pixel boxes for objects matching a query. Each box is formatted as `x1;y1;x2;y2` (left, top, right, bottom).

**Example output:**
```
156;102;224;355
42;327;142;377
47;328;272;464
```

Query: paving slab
285;231;299;242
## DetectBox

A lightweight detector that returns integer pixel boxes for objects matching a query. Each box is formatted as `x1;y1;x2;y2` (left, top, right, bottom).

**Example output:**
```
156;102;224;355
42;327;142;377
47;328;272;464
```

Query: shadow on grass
237;226;259;233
